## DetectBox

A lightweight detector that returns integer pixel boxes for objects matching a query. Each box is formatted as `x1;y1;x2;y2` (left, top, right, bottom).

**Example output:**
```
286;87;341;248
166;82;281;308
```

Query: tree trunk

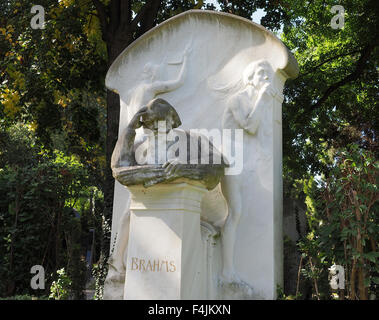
7;183;21;296
351;260;357;299
101;39;131;257
94;0;162;271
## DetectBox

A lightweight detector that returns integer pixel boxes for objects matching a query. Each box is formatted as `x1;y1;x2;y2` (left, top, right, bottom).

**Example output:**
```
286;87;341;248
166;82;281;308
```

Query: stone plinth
124;181;207;300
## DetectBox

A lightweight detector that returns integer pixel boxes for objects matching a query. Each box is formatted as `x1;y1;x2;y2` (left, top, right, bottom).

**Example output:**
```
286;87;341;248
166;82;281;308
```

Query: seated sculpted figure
104;98;227;293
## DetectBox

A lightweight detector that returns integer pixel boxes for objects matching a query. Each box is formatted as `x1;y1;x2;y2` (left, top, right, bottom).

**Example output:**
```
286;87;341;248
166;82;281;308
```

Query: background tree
279;0;378;299
281;0;378;181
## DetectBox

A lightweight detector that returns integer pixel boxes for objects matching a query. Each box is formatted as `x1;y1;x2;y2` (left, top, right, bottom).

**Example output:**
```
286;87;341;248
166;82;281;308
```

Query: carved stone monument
104;10;298;300
103;98;227;299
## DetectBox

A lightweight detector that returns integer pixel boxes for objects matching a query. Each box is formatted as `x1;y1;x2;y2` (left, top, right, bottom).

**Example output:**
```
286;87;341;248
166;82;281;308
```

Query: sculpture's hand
163;158;182;176
260;82;276;97
184;44;192;56
182;41;193;61
128;107;148;130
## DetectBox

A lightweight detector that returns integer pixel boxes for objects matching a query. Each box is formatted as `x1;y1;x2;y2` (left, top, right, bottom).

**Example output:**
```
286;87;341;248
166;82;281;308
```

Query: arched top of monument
106;9;299;94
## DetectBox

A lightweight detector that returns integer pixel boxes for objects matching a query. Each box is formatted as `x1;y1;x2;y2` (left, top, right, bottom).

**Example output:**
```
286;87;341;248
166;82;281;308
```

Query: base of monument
103;267;125;300
104;181;268;300
123;182;208;300
217;280;263;300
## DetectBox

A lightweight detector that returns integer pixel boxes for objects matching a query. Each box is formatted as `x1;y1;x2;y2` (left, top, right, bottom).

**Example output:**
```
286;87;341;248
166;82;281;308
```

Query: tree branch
92;0;108;40
135;0;161;37
119;0;131;26
108;0;120;35
311;44;375;111
130;0;161;32
303;49;361;76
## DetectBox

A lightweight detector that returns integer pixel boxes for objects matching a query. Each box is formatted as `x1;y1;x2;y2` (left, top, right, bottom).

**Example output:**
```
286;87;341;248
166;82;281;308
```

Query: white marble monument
104;10;298;300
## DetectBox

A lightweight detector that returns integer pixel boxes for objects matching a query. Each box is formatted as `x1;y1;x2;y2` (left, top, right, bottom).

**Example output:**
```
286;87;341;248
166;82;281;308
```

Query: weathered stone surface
113;164;225;190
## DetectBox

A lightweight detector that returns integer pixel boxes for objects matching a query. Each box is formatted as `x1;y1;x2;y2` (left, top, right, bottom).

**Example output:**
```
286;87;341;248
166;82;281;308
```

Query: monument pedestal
124;181;208;300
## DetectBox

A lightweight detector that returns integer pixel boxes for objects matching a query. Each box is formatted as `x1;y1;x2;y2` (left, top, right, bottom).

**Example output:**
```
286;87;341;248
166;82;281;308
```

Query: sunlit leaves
83;14;107;59
0;89;21;118
281;0;378;184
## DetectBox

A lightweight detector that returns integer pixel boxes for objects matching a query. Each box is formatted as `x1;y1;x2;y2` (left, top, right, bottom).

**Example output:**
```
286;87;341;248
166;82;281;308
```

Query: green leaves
49;268;72;300
364;252;379;264
0;123;94;297
281;0;378;183
299;145;378;299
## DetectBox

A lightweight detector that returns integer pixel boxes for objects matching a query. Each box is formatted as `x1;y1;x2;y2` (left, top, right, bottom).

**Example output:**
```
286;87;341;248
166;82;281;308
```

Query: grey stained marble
111;98;228;190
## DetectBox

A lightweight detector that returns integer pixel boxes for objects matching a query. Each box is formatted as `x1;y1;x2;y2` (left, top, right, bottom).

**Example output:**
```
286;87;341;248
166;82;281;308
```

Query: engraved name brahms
130;257;177;272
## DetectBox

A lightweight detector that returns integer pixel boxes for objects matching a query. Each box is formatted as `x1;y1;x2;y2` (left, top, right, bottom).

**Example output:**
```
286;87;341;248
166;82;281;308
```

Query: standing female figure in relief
215;60;276;283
